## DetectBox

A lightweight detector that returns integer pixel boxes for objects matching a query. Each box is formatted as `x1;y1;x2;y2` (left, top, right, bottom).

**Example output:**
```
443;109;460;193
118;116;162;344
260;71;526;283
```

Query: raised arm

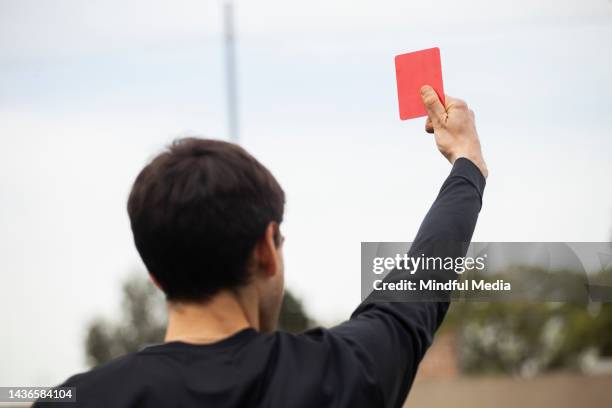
328;87;487;407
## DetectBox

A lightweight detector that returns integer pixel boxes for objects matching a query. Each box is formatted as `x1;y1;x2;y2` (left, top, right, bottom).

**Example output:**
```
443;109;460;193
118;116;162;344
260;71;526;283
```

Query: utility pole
223;1;239;143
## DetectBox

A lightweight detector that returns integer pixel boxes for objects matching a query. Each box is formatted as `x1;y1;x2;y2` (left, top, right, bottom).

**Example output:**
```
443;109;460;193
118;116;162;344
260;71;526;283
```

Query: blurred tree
85;275;166;366
443;266;612;376
85;274;314;366
278;291;314;334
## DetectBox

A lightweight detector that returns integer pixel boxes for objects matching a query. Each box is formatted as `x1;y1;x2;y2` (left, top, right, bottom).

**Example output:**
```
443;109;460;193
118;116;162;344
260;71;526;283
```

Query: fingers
424;117;434;134
420;85;446;125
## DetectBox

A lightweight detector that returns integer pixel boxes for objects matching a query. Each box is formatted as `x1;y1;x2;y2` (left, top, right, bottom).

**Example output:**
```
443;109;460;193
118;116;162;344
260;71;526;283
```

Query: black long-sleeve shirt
37;158;485;408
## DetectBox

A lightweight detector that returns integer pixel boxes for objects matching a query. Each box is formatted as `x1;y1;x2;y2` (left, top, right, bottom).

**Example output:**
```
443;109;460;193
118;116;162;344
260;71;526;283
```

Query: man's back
52;328;381;407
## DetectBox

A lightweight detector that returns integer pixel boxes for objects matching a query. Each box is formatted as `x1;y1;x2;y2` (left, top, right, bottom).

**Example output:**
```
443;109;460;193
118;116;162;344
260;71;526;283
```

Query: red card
395;47;445;120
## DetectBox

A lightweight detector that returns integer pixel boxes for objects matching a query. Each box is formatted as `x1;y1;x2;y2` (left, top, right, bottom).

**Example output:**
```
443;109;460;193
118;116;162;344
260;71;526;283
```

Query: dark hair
127;138;285;301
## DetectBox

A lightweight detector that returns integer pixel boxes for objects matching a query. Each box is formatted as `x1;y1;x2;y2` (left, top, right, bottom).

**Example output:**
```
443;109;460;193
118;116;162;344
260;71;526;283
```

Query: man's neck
164;288;258;344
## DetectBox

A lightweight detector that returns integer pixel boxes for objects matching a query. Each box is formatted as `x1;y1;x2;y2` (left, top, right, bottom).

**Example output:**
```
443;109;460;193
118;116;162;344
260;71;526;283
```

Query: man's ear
255;222;279;278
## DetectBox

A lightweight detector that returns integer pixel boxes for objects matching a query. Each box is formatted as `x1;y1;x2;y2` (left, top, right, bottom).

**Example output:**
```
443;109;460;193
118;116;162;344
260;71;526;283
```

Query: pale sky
1;0;612;386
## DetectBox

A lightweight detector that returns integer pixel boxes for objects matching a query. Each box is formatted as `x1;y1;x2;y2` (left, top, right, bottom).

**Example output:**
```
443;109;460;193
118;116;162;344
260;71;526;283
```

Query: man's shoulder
61;350;153;388
33;352;150;407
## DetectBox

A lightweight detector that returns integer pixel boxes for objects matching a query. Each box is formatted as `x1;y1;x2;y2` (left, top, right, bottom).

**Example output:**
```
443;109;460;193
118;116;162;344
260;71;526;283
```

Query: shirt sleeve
327;157;486;407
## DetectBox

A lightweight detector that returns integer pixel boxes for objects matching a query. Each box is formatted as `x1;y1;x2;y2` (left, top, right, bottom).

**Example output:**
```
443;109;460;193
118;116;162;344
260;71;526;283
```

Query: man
38;86;487;407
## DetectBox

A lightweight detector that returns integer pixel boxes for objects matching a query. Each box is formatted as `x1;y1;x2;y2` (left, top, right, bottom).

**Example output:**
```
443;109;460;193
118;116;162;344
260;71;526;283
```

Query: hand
420;86;488;178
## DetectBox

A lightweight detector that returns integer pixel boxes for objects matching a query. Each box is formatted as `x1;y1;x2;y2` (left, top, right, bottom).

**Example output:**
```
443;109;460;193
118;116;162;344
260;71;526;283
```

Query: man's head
127;138;286;331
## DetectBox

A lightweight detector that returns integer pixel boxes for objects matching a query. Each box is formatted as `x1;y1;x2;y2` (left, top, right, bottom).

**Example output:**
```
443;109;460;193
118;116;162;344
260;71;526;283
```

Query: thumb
420;85;446;125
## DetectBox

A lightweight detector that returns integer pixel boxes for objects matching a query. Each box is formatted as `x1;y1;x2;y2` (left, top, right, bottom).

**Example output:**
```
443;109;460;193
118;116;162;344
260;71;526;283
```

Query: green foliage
444;266;612;376
85;275;166;366
278;291;313;334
